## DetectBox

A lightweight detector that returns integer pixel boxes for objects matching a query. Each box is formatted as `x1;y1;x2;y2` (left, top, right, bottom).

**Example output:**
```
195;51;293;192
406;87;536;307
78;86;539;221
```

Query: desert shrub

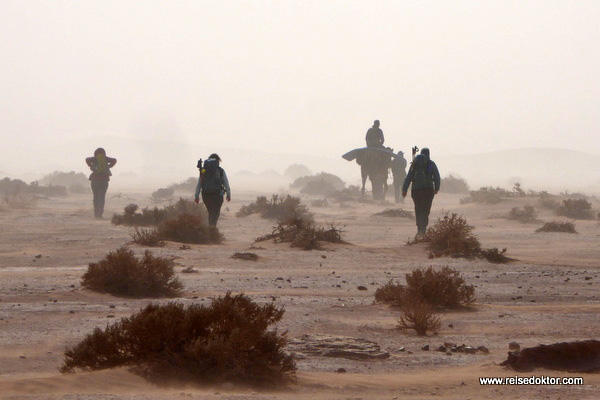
374;280;406;305
167;176;197;192
376;266;475;309
300;179;338;196
151;187;174;202
397;297;441;336
130;228;165;247
425;213;481;258
507;205;538;223
61;293;296;386
479;247;512;263
536;221;577;233
311;198;329;207
460;186;511;204
68;183;90;194
440;175;470;194
81;246;183;297
257;217;344;250
236;194;312;222
39;171;88;189
512;182;525;197
329;185;362;202
372;208;414;219
112;198;205;226
2;191;38;209
157;213;223;244
538;191;560;210
290;172;345;193
555;199;594;219
284;164;311;180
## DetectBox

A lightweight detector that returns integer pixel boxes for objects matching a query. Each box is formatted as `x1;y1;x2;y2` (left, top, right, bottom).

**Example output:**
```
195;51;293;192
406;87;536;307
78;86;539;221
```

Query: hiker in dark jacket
402;148;440;235
391;150;407;203
194;153;231;227
365;120;385;147
85;147;117;219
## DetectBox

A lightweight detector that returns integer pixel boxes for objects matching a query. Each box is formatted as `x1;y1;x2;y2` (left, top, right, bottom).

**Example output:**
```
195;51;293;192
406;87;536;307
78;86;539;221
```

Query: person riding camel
365;120;385;148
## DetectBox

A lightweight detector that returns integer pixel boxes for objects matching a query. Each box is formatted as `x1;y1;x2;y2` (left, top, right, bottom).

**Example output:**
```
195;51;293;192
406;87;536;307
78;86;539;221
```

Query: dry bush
501;340;600;372
374;280;406;306
290;172;345;192
538;191;560;210
555;199;594;219
329;185;362;202
536;221;577;233
284;163;311;180
130;228;165;247
236;194;312;221
232;252;259;261
424;213;481;258
405;266;475;308
460;186;511;204
167;177;197;192
61;293;296;386
112;198;205;226
81;246;183;297
479;247;513;263
376;266;475;309
397;297;441;336
507;205;539;223
257;217;344;250
157;213;223;244
39;171;88;189
151;187;174;202
440;175;470;194
3;191;38;209
299;179;338;196
372;208;414;219
310;198;329;207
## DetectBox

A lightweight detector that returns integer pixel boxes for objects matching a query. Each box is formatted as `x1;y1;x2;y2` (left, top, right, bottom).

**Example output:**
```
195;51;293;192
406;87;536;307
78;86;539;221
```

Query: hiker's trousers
393;175;405;203
91;179;109;218
411;188;435;234
202;193;224;226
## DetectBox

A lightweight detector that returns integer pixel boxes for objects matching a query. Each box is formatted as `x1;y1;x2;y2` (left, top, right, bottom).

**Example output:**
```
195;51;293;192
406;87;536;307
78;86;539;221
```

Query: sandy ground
0;189;599;400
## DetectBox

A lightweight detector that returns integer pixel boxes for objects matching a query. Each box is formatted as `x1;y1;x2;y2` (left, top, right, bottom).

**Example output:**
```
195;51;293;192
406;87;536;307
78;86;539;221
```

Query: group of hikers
365;120;441;236
85;120;439;236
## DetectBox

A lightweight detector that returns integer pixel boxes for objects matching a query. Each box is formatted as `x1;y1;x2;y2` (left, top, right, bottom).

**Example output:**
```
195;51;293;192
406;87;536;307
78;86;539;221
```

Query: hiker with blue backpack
194;153;231;227
402;148;440;236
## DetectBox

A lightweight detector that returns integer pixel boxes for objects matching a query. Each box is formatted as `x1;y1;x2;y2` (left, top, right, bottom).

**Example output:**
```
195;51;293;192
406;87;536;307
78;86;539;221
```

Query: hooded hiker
391;150;407;203
402;147;440;235
365;120;385;148
85;147;117;219
194;153;231;227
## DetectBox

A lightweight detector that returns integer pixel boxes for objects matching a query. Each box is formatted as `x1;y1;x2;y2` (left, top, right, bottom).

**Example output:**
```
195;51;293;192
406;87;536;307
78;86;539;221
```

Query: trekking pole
411;146;419;162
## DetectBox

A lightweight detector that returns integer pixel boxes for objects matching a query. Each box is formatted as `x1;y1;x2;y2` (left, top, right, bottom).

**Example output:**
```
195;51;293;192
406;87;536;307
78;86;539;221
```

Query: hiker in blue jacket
402;148;440;235
194;153;231;227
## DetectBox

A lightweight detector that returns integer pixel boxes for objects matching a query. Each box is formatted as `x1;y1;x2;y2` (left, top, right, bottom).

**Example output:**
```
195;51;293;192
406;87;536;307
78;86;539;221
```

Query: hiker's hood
420;148;430;158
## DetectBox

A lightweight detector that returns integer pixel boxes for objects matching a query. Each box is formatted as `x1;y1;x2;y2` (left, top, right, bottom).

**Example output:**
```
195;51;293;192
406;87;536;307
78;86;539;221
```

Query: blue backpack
201;159;223;194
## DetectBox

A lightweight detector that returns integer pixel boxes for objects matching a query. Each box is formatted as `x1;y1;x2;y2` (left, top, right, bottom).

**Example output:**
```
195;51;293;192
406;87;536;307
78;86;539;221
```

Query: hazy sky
1;0;599;177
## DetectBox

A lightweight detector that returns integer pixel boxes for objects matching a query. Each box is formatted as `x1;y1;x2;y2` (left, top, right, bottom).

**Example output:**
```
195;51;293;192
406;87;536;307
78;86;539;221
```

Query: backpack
412;155;433;188
201;158;223;194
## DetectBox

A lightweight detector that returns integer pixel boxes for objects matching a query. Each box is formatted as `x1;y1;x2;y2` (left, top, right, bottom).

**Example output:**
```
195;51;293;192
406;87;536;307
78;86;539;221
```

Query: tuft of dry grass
257;217;345;250
536;221;577;233
156;213;223;244
460;186;511;204
60;293;296;386
479;247;513;263
397;297;441;336
130;228;165;247
81;246;183;298
372;208;414;219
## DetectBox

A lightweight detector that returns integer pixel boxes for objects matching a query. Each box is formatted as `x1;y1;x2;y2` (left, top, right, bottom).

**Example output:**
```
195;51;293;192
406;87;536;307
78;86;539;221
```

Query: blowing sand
0;190;599;399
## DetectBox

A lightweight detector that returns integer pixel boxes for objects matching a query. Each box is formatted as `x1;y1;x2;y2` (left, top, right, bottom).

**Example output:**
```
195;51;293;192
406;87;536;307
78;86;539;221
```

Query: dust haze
1;0;600;193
